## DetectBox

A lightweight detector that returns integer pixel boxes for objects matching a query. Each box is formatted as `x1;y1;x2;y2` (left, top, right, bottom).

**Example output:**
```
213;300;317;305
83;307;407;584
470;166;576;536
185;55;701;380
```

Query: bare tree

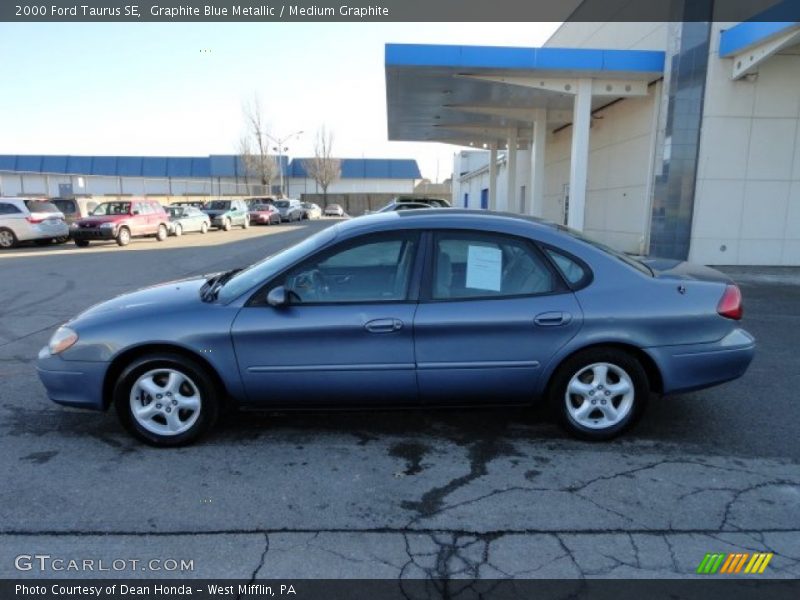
303;126;341;204
239;96;279;195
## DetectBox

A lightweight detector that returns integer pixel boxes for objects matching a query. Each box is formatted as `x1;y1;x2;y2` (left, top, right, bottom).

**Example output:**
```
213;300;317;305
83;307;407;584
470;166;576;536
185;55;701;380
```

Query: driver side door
231;231;422;406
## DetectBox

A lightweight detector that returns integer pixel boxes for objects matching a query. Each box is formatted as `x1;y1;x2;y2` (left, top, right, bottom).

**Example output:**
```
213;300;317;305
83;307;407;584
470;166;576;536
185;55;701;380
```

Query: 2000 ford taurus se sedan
37;210;755;446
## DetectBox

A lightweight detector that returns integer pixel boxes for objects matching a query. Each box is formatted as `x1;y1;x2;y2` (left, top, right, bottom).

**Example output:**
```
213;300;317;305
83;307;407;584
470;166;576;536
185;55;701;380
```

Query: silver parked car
167;206;211;236
274;199;304;223
301;202;322;220
324;203;345;217
0;198;69;248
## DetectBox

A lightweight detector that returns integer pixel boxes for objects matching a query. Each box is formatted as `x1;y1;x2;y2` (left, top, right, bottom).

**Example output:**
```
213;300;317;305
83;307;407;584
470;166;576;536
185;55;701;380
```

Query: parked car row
0;196;342;249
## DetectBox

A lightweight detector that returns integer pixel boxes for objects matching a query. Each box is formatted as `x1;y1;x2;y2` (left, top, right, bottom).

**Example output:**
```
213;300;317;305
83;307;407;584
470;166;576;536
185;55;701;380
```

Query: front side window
432;232;556;300
282;233;419;304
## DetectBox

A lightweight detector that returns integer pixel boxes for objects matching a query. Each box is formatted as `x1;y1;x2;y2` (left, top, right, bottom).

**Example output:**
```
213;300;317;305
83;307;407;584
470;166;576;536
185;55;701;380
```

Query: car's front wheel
222;218;231;231
200;222;208;234
173;224;182;237
549;347;648;441
116;227;131;246
242;216;249;229
114;354;219;447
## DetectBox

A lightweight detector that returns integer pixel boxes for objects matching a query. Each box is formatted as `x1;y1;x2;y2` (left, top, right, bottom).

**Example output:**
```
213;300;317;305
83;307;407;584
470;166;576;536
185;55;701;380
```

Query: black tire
242;216;249;229
548;347;649;441
74;239;90;248
113;353;220;447
55;236;69;244
116;227;131;246
173;224;182;237
222;218;231;232
0;227;18;249
200;222;209;234
155;224;168;241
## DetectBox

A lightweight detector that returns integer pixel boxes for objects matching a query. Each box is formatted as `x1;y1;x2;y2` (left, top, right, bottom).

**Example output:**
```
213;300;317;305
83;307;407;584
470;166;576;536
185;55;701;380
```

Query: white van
0;198;69;249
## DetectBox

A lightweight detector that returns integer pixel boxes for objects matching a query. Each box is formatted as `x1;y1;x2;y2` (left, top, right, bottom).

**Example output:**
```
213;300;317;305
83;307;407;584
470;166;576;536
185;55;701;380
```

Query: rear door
0;201;28;240
413;229;583;404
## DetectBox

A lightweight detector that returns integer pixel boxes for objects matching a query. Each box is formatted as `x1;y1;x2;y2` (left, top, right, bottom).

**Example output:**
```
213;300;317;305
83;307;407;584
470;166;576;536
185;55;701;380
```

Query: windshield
216;227;337;303
275;200;290;208
92;202;131;216
555;224;653;276
206;200;230;210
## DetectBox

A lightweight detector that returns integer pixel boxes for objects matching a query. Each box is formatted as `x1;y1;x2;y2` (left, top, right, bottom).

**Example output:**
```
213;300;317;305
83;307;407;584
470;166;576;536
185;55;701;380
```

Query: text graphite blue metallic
37;210;755;446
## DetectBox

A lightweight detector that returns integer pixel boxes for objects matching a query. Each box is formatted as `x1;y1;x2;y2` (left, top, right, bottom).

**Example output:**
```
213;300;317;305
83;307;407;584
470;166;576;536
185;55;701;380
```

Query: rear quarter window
545;248;590;288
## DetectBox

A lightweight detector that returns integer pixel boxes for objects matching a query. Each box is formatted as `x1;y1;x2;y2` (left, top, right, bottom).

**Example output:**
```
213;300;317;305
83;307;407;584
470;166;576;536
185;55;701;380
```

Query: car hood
640;258;732;283
75;277;208;322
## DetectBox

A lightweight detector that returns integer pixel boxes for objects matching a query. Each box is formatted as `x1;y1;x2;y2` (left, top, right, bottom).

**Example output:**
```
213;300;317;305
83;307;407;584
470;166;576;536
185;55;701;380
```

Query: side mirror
267;285;288;307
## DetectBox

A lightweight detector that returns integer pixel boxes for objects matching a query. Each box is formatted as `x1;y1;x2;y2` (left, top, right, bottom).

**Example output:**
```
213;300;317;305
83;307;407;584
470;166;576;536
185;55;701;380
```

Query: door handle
534;311;571;327
365;318;403;333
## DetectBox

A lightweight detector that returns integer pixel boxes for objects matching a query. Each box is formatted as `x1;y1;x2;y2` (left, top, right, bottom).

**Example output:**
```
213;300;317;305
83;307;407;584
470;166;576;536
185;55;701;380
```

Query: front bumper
37;347;108;410
645;328;756;394
71;227;116;240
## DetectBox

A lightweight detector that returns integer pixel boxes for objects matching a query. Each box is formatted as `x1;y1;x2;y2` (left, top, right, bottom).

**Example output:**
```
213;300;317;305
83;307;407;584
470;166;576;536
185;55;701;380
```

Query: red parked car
71;200;170;247
248;203;281;226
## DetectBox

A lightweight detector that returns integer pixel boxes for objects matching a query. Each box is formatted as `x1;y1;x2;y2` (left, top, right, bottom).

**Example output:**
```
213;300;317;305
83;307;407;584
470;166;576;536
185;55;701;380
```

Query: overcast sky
0;22;560;181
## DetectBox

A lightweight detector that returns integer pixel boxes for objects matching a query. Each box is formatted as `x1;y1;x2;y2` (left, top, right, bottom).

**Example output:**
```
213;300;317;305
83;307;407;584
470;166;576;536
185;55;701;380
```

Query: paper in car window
466;244;502;292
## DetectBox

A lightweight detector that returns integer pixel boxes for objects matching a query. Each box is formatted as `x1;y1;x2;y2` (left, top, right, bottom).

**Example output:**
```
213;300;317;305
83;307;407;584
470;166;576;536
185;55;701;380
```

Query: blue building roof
0;155;421;180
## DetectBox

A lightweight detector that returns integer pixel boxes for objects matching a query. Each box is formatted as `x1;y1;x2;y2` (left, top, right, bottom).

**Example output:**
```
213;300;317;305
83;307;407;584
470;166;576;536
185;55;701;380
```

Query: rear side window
545;248;590;287
432;232;557;300
0;202;21;215
52;200;77;214
24;200;59;213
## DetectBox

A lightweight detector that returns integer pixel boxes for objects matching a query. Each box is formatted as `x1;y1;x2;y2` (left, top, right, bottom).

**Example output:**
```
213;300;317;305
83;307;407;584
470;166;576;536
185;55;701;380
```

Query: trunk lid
640;258;732;284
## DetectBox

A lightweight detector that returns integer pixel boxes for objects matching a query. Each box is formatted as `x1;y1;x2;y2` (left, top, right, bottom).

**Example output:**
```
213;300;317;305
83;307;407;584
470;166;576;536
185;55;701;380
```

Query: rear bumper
645;328;755;394
36;347;108;410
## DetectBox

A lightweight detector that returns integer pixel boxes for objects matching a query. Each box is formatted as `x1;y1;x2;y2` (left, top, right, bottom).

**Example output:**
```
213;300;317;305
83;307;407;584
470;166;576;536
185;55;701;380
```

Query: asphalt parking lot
0;221;798;579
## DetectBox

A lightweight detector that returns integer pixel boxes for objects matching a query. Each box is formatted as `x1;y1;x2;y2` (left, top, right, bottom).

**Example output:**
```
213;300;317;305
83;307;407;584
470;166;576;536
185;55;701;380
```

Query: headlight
48;326;78;355
100;222;115;229
69;222;79;229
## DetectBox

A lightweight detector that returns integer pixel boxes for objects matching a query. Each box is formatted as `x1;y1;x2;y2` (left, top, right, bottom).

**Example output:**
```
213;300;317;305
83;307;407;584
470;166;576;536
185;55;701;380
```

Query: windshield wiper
199;268;242;302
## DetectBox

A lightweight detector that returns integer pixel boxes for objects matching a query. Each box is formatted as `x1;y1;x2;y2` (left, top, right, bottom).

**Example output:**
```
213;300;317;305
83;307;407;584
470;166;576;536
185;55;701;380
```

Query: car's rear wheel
156;224;168;241
549;347;648;441
75;239;90;247
114;353;219;447
242;216;249;229
55;236;69;244
116;227;131;246
200;222;208;234
173;224;182;237
0;228;18;249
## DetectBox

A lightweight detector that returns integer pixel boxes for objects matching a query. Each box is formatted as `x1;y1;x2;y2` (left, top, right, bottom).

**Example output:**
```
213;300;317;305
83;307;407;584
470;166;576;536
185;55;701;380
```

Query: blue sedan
37;210;755;446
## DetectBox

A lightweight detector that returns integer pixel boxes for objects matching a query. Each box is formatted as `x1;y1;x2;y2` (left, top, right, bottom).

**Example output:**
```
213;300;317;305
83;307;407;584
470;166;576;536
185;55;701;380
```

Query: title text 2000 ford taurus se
37;211;755;446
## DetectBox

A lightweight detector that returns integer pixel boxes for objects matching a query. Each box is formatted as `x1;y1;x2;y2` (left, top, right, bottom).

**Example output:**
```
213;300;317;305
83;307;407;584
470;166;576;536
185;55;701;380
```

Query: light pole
266;130;303;197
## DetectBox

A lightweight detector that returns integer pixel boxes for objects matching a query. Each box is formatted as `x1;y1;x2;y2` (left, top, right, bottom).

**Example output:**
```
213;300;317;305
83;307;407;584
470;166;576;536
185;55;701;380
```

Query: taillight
26;215;44;224
717;284;743;320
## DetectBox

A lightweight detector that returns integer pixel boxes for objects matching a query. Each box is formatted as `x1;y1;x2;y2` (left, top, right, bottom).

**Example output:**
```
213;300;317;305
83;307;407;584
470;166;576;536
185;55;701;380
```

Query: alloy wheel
565;362;634;430
129;368;201;436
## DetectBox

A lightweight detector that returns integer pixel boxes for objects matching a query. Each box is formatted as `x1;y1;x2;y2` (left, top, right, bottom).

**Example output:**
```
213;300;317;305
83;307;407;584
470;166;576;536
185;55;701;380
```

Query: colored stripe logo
696;552;773;574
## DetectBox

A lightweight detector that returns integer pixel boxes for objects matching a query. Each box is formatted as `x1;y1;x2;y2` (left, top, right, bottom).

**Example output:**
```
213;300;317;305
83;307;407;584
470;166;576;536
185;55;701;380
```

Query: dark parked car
203;199;249;231
71;200;170;247
37;210;755;446
51;198;99;227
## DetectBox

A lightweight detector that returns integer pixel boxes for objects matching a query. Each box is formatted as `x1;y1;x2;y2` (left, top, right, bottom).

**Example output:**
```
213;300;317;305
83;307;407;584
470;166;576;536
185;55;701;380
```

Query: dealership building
0;155;421;199
385;21;800;265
